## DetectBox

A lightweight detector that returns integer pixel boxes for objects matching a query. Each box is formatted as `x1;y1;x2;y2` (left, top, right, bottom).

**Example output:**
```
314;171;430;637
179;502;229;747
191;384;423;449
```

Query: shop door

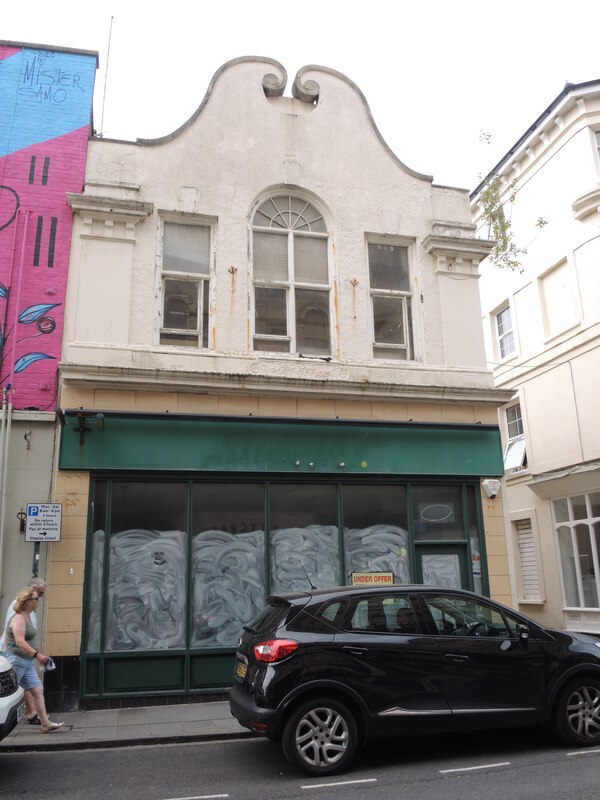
415;545;470;590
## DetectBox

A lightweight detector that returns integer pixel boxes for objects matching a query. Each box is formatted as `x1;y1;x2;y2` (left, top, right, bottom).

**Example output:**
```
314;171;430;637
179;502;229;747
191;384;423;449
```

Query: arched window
251;195;331;356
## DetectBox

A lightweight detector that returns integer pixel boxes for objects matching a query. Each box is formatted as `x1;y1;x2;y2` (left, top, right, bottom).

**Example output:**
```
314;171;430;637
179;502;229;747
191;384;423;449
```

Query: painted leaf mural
0;283;7;299
18;303;60;324
14;352;54;374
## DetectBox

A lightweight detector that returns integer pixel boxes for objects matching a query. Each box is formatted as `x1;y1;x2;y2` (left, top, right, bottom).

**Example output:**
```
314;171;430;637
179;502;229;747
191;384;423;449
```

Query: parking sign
25;503;62;542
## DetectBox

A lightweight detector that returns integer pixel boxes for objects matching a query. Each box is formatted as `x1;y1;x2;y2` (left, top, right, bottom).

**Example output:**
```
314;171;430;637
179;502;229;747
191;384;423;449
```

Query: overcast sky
3;0;600;190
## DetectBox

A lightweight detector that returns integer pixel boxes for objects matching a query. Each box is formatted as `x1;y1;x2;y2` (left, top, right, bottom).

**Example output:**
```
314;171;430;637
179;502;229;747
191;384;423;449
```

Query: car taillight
254;639;299;663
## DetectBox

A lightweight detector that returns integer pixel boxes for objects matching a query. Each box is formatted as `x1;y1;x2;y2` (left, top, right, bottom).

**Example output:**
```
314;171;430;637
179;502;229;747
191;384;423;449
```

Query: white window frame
494;303;516;361
503;401;527;473
251;195;332;357
159;218;213;349
553;492;600;611
367;240;414;361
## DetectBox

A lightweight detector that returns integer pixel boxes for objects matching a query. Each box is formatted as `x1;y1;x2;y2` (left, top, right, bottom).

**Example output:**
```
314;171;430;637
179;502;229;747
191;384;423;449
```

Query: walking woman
4;587;64;733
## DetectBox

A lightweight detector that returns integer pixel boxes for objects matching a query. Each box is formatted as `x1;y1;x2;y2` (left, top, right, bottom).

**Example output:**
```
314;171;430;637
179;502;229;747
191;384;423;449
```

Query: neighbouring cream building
47;57;512;708
472;79;600;635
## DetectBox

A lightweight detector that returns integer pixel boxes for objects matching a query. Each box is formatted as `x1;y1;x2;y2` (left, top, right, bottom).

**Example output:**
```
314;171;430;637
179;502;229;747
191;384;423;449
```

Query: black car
229;585;600;776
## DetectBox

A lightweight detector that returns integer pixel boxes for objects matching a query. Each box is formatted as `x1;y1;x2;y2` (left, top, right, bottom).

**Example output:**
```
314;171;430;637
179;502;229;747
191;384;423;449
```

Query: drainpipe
0;398;12;597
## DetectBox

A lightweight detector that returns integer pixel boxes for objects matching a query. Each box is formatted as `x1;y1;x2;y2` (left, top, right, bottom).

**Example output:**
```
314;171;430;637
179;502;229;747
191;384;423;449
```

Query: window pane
575;524;598;607
506;403;523;438
424;595;509;637
253;231;288;280
368;244;410;291
373;296;406;345
504;436;526;471
294;236;328;284
496;306;515;358
422;553;462;587
269;484;339;592
253;338;290;352
347;595;419;634
571;495;588;520
466;484;483;594
255;287;287;336
295;288;330;356
164;223;209;274
87;481;107;653
557;525;579;606
412;486;464;541
553;498;570;523
163;279;198;331
591;493;600;518
343;485;410;583
191;484;266;648
106;482;188;651
254;196;326;233
201;281;209;348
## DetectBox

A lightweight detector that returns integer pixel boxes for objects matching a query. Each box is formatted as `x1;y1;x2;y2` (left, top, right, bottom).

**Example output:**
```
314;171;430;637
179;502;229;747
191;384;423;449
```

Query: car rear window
248;601;292;634
287;600;347;633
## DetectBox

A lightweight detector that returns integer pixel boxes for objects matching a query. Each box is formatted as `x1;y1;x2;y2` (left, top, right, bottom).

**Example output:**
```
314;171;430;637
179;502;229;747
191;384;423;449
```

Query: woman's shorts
6;653;42;691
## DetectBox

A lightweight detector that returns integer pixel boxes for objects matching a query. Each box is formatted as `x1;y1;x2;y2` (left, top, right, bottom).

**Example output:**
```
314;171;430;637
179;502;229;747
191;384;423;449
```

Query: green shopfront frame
57;412;504;700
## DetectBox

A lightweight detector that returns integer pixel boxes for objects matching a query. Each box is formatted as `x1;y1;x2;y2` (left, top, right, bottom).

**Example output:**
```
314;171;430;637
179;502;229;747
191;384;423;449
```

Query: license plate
236;661;247;679
16;700;25;722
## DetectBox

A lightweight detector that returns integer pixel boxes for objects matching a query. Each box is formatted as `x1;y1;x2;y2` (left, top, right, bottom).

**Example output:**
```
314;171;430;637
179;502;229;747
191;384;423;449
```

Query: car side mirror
517;624;529;649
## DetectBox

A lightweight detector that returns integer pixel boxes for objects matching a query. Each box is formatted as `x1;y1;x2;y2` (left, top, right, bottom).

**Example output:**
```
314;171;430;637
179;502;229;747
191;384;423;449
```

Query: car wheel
282;697;358;776
555;676;600;746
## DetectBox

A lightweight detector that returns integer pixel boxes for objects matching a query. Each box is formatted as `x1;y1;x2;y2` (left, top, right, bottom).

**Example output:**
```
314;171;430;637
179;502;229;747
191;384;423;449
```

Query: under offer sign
351;571;394;586
25;503;62;542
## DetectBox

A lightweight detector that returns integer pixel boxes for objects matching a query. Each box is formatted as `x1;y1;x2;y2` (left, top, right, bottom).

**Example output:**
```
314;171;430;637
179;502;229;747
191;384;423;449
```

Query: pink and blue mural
0;43;96;409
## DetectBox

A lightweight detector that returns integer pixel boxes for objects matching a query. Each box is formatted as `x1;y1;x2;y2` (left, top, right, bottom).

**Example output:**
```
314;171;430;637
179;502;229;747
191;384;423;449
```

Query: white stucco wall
473;82;600;630
63;58;498;403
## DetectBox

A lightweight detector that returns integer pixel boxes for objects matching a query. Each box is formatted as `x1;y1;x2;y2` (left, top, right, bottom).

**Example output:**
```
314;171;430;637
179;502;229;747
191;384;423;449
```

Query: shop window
343;484;410;583
251;195;331;356
160;222;211;347
495;303;515;359
269;484;339;593
411;485;464;541
191;483;266;647
504;402;527;473
90;482;189;652
368;243;414;360
84;478;486;658
553;493;600;609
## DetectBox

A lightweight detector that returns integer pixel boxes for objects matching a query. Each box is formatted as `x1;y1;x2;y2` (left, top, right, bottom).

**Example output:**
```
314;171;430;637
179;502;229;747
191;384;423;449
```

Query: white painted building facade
473;80;600;633
49;58;511;705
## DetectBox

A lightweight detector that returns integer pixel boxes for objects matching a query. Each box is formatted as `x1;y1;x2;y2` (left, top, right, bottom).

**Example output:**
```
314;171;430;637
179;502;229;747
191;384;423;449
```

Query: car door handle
343;646;368;655
444;653;470;662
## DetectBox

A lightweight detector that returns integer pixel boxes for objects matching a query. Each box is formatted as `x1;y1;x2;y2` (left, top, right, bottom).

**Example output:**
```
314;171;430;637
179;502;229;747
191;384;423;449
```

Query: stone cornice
67;192;154;221
59;360;514;407
423;235;495;275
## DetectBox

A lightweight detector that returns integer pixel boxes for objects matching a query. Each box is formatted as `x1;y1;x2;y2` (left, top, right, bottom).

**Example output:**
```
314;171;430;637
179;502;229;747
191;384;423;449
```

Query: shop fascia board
56;409;505;477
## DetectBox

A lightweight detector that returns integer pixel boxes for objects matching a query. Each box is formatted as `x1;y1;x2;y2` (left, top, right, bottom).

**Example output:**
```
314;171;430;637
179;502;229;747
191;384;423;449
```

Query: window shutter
516;520;541;601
